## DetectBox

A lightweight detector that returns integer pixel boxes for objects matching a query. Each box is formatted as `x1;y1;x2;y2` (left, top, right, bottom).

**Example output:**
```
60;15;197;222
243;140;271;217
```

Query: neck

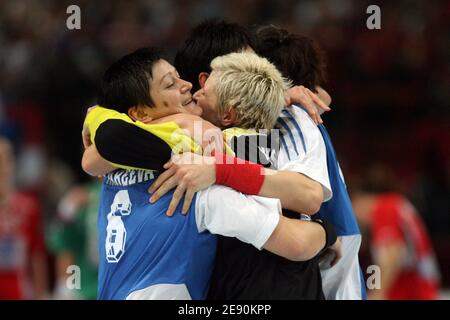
145;108;179;123
353;193;377;227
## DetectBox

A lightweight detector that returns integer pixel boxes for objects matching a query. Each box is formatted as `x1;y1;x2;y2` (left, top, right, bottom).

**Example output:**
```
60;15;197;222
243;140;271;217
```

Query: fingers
163;160;173;169
310;103;323;125
166;183;186;216
148;165;176;194
303;103;321;125
316;113;323;125
181;189;195;215
149;172;179;203
308;89;330;112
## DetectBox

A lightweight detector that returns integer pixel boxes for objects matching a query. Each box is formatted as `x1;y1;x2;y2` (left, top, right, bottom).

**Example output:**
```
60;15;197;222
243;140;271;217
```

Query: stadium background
0;0;449;298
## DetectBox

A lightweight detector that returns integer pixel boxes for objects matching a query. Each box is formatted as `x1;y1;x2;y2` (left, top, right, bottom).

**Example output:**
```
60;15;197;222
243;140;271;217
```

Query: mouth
182;97;198;108
182;97;202;116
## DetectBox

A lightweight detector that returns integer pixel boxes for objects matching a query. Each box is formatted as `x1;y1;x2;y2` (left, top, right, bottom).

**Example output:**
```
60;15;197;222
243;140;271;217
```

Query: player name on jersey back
104;169;155;186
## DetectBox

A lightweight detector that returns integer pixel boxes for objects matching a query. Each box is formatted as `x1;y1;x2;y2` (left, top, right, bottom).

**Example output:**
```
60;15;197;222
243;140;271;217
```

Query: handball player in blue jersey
155;22;365;300
82;47;338;299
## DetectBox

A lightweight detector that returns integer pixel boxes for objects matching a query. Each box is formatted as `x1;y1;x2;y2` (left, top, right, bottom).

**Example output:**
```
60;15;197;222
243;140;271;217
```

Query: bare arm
81;144;116;176
263;215;326;261
149;155;323;216
259;168;324;215
148;103;330;215
368;240;406;300
81;112;221;177
197;185;335;262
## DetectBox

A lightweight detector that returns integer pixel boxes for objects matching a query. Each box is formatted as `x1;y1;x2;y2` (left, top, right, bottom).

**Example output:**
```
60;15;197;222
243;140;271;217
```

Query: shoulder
167;114;221;141
290;105;320;130
88;106;132;124
280;105;322;141
153;114;214;130
373;193;404;221
377;193;404;209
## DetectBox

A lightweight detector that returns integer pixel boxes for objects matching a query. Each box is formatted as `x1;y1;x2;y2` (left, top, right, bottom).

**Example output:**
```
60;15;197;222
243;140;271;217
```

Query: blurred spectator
0;136;48;299
47;180;101;300
352;165;441;300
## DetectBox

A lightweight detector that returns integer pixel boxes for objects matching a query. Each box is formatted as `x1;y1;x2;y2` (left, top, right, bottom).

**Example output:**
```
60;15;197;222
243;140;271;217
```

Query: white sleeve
278;107;332;202
195;185;281;250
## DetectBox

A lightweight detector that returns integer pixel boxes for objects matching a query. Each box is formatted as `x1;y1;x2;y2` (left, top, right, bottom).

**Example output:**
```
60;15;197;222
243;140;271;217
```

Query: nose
193;88;202;100
180;79;192;93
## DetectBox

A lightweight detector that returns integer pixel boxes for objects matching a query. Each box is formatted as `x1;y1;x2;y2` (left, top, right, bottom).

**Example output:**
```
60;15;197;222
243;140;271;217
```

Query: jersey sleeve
195;185;281;250
84;106;202;171
278;107;332;202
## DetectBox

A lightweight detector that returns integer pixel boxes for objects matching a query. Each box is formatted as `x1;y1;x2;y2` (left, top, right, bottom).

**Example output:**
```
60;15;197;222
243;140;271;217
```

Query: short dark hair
98;47;166;113
254;25;326;92
174;19;255;92
356;164;397;194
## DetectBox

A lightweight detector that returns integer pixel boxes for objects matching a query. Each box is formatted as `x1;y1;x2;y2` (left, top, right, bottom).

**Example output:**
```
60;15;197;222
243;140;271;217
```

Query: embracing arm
81;107;190;176
214;154;324;214
149;105;331;215
82;145;116;176
81;108;218;176
196;185;335;261
87;119;173;171
259;169;323;215
263;215;331;261
150;150;327;216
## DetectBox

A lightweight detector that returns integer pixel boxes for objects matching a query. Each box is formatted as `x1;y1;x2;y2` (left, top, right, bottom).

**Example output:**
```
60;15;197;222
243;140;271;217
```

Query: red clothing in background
370;193;440;300
0;192;44;299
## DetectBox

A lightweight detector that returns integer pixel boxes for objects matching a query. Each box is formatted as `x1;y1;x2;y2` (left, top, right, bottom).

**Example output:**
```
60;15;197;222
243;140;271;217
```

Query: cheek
161;92;180;108
200;99;210;111
205;103;218;116
201;103;211;114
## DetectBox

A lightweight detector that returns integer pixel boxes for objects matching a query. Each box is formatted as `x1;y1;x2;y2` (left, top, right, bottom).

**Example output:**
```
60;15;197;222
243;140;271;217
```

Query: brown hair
255;25;326;92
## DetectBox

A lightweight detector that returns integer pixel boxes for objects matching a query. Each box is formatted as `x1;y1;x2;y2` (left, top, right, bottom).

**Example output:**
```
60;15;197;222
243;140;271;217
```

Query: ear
127;106;139;121
220;108;238;128
198;72;210;88
128;106;153;123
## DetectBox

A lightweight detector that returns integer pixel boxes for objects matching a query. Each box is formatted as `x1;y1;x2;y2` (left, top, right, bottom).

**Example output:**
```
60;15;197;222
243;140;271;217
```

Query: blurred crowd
0;0;449;299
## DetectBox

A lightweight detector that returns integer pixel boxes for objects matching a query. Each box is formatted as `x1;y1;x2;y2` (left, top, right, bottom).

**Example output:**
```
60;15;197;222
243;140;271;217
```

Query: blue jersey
316;124;366;300
315;124;360;236
275;105;366;300
97;170;216;300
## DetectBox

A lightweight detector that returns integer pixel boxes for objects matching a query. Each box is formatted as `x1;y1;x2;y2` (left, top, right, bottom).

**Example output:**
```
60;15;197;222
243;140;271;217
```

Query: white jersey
275;105;365;300
195;185;281;250
276;105;332;201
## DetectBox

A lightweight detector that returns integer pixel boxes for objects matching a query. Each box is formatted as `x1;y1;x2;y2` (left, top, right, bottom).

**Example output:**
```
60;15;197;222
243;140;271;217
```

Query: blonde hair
210;52;290;130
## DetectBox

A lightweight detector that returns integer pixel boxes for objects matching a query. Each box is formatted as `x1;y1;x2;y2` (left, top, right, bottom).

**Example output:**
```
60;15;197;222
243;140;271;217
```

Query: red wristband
214;153;265;195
